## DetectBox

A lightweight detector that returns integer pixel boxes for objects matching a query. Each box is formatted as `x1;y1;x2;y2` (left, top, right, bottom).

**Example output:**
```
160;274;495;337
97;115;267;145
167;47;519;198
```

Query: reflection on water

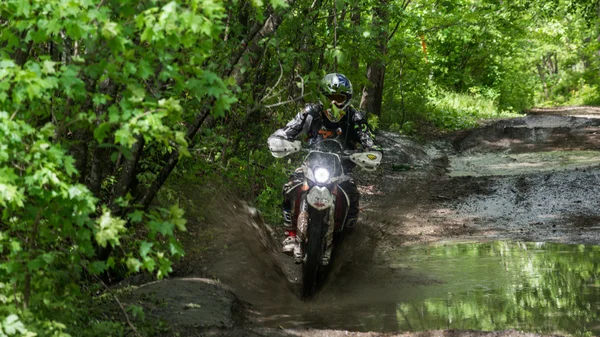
388;242;600;335
261;241;600;336
383;241;600;335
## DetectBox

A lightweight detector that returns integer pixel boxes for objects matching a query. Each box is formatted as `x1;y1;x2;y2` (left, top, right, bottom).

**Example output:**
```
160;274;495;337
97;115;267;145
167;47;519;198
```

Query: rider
268;73;380;259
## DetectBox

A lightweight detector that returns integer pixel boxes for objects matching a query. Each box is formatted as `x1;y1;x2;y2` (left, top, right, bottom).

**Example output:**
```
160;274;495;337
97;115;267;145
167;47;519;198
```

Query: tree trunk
537;63;549;101
350;2;361;70
360;0;389;116
109;136;145;216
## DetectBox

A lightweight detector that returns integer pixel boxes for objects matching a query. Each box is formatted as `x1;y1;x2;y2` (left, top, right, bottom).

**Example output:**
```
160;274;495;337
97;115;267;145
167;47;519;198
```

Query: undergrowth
424;87;523;130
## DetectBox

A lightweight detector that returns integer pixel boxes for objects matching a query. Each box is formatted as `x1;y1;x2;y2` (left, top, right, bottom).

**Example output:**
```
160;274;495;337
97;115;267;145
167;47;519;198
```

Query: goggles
325;93;347;105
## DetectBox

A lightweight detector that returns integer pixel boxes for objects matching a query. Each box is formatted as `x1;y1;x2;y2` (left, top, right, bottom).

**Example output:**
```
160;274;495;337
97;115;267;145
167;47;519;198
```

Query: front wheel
301;208;327;300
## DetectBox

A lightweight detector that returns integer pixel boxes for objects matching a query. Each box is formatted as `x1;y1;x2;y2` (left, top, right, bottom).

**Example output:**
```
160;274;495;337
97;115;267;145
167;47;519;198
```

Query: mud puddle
256;241;600;336
449;150;600;177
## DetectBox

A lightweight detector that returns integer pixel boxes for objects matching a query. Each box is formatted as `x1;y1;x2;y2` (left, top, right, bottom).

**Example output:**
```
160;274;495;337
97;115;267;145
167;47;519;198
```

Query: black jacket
269;103;376;150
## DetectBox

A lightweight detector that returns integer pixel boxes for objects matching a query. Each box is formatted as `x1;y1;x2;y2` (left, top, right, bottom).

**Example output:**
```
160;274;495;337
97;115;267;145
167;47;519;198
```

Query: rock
126;277;242;330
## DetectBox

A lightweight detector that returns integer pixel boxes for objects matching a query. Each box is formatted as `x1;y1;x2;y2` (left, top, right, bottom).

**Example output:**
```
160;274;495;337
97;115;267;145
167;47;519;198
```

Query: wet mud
136;107;600;336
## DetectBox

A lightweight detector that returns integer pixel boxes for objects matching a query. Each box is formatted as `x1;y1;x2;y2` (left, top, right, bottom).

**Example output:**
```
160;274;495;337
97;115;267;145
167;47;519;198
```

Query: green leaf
126;257;142;272
95;210;127;247
126;305;145;321
169;241;184;257
68;186;84;199
138;60;153;80
89;261;107;274
93;122;112;143
128;210;144;223
42;60;56;74
149;220;174;237
169;204;186;231
27;257;45;271
140;241;153;258
270;0;289;9
3;315;26;335
101;21;120;38
127;84;146;103
142;257;156;272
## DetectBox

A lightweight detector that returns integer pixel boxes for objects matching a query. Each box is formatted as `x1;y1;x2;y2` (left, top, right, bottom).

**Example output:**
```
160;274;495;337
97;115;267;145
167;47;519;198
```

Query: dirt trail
125;107;600;336
528;106;600;118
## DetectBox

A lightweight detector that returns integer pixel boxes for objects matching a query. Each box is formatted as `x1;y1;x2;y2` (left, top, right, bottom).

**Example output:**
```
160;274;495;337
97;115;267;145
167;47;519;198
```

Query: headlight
314;167;330;183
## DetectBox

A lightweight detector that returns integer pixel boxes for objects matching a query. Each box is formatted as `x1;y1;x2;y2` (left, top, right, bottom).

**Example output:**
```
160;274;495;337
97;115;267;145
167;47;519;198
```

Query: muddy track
127;107;600;336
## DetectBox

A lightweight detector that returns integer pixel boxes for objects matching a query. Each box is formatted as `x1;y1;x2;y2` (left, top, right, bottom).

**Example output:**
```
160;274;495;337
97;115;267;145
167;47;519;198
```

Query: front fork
296;193;336;265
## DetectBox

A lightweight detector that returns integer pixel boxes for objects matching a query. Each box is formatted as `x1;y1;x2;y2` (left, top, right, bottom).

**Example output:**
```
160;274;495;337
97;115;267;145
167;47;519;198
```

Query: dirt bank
123;107;600;336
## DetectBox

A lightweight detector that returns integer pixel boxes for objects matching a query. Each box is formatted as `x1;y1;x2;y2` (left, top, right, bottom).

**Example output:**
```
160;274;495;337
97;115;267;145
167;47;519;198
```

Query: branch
388;20;402;42
316;7;364;21
263;74;305;108
388;0;411;42
228;0;297;81
261;61;284;103
264;93;309;109
83;264;142;337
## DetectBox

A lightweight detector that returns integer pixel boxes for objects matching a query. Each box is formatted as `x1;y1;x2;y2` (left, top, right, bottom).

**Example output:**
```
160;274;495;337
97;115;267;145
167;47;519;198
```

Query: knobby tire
302;208;326;300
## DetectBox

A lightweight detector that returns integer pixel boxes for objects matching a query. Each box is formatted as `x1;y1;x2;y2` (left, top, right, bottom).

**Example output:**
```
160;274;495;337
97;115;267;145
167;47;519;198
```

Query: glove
365;145;382;152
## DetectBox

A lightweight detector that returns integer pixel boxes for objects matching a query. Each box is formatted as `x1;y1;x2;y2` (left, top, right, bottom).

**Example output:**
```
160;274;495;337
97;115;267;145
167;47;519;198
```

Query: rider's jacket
269;103;376;150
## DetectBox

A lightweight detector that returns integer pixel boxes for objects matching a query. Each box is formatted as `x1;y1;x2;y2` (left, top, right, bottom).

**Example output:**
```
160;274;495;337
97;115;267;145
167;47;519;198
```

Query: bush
425;87;523;130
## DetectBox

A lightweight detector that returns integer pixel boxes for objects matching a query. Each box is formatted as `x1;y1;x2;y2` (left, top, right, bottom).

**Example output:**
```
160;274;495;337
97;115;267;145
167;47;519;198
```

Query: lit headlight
314;167;330;183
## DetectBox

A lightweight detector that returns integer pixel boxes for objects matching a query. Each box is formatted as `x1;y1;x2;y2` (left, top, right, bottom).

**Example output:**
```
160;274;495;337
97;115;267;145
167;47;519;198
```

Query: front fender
306;186;334;210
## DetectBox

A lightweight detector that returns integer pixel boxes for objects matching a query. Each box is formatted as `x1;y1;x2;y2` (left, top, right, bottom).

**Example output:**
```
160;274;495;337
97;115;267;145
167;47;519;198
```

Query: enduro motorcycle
268;136;381;298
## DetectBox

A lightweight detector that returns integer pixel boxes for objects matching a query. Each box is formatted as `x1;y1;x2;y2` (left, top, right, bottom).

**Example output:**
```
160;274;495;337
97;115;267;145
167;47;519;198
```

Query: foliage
425;86;522;130
0;0;235;334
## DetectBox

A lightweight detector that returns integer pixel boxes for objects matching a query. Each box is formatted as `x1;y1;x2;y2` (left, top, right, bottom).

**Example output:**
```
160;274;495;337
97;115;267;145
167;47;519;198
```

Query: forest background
0;0;599;335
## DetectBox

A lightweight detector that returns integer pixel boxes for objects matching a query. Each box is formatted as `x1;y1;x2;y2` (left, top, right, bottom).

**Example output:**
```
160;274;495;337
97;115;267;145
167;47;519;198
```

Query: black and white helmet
322;73;353;122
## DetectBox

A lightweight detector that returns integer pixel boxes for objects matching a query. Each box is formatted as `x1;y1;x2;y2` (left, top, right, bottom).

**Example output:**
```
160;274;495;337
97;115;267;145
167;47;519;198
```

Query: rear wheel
301;208;327;300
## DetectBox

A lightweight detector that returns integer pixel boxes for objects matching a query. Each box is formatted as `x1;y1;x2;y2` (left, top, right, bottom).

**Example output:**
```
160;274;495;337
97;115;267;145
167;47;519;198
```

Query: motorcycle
268;136;381;299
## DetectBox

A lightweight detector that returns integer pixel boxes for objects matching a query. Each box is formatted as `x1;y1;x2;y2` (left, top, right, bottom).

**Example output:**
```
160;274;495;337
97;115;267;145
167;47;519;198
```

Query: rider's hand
365;145;382;152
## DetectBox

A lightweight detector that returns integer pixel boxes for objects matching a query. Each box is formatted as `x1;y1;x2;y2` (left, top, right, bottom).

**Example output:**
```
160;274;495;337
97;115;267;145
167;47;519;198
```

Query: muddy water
225;116;600;335
258;241;600;336
385;241;600;335
449;150;600;177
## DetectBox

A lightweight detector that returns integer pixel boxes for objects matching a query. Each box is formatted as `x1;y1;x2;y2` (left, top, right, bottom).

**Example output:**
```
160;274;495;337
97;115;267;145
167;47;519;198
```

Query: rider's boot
281;209;301;261
282;234;302;263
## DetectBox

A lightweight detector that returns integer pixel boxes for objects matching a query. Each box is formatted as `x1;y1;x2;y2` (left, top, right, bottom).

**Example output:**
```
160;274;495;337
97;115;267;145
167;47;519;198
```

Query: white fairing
268;137;301;158
350;151;382;171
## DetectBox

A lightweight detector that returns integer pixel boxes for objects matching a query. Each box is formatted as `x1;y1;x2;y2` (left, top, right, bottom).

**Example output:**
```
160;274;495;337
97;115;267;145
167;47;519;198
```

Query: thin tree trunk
350;1;361;70
399;59;406;127
24;210;42;309
109;136;145;215
360;0;389;116
537;63;549;101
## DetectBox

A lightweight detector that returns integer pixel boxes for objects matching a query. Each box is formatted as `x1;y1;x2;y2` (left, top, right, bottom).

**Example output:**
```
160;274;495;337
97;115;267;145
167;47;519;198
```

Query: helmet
321;73;353;122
